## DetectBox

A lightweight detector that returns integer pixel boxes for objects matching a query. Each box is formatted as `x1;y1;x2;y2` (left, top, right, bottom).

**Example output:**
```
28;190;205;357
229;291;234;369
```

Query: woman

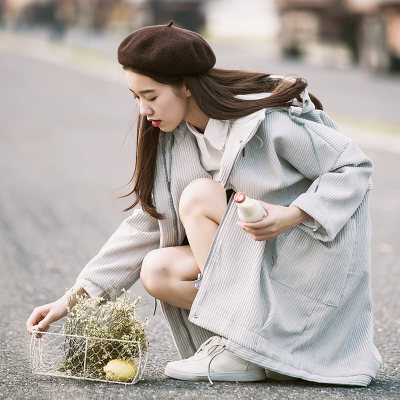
26;21;382;386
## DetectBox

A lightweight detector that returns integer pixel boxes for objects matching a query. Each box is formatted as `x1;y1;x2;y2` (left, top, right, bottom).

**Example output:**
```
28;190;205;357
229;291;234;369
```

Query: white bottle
234;192;266;222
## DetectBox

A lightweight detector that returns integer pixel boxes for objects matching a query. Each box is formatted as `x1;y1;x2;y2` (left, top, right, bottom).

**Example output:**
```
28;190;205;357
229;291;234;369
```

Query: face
125;70;191;132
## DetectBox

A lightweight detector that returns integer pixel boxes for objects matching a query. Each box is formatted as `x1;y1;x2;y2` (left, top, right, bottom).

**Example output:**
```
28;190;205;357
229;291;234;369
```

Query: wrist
289;206;311;225
64;284;89;309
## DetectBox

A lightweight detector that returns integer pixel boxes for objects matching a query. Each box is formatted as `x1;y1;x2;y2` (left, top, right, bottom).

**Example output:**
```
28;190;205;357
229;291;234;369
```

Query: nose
139;100;153;117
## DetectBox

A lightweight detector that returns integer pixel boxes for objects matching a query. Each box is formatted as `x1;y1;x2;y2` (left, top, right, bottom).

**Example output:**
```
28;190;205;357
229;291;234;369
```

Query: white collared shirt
186;118;231;181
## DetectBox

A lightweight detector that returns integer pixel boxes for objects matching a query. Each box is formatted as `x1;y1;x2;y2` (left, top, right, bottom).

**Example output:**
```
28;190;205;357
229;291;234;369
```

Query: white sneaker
164;336;266;385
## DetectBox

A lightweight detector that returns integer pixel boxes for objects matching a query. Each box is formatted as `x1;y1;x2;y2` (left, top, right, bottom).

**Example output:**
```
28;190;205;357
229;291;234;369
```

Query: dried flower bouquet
55;289;148;381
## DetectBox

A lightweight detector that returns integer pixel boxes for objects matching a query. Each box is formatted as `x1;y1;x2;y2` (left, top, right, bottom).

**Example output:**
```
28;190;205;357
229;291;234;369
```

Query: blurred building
274;0;400;72
2;0;206;34
205;0;279;41
149;0;205;32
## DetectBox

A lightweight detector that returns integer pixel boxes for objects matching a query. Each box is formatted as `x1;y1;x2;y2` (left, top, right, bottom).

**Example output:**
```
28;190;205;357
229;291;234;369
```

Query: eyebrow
129;88;156;95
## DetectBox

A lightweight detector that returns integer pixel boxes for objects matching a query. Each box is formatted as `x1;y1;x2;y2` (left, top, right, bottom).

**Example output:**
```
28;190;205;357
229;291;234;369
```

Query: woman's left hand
237;201;310;241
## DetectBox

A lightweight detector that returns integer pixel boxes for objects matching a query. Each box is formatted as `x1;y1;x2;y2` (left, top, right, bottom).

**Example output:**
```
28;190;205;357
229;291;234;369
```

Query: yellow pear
103;359;137;382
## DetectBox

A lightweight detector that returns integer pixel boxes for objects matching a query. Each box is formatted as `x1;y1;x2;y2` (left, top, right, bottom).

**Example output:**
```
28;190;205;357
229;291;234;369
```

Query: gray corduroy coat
76;88;382;386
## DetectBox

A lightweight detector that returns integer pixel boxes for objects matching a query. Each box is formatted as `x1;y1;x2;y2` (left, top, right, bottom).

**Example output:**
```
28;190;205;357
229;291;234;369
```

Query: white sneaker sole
165;365;266;382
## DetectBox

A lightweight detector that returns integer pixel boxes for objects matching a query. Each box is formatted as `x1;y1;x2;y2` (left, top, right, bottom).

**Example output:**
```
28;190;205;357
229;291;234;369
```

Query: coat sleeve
75;207;160;299
265;110;373;242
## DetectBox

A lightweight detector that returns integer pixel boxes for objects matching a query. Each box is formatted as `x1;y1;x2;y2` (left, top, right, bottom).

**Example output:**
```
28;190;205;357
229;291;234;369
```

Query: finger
241;229;259;240
238;217;273;229
26;307;49;331
29;324;41;338
240;226;277;240
239;223;277;236
26;319;34;333
26;309;39;327
37;314;52;331
244;228;273;239
26;312;41;334
27;309;50;336
32;324;49;339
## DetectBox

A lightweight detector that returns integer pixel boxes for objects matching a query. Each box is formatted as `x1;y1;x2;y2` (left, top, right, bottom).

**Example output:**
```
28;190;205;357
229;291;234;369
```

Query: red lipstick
148;119;161;127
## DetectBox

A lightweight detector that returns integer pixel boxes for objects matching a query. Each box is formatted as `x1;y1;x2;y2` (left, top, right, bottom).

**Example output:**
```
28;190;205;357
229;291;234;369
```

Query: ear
183;81;192;98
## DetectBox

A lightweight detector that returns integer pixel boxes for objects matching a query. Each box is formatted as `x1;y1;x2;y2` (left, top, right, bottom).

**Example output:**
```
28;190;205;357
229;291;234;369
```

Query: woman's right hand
26;295;69;338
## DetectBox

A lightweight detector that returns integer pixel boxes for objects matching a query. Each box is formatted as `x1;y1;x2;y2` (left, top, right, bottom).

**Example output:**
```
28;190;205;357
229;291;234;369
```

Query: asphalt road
0;45;399;399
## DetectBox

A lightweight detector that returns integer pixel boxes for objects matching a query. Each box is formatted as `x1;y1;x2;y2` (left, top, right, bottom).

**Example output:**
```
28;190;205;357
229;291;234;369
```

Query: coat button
194;314;198;318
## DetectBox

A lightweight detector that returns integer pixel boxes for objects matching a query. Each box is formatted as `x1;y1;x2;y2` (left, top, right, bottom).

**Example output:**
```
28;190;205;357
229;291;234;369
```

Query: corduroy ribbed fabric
75;89;381;386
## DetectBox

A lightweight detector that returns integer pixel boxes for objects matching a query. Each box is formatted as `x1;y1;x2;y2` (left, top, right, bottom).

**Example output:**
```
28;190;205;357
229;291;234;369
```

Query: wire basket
30;324;148;385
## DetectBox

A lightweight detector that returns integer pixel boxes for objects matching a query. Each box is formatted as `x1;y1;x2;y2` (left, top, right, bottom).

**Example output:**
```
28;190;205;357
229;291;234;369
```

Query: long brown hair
119;67;323;219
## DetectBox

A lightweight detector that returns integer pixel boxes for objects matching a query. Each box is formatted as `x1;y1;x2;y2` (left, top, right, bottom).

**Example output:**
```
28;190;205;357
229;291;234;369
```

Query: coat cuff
290;194;332;241
75;279;108;299
301;217;321;232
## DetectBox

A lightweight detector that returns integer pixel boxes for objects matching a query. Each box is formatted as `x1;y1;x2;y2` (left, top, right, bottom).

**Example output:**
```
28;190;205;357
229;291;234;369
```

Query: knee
140;249;170;296
179;178;225;220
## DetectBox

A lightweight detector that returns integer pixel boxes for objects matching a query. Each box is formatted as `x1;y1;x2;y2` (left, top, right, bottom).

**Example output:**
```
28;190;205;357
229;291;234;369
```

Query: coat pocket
270;216;356;306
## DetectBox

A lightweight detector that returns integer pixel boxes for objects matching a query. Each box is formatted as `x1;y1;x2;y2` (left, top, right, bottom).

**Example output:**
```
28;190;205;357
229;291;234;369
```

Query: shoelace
194;336;227;386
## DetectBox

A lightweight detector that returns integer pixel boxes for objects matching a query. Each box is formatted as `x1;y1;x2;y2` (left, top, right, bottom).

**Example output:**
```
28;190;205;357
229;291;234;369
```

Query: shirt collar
185;118;231;151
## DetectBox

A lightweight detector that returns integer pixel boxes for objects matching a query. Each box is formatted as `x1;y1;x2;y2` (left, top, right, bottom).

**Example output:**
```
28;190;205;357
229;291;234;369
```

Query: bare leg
178;178;228;272
141;245;200;310
140;178;228;309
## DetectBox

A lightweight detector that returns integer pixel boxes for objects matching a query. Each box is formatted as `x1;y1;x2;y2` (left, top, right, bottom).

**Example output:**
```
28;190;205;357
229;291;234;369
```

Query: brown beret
117;21;216;75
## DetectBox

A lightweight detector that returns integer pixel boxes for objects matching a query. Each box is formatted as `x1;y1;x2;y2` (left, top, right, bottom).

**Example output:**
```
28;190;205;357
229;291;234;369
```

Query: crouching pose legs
141;178;268;383
140;178;227;309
